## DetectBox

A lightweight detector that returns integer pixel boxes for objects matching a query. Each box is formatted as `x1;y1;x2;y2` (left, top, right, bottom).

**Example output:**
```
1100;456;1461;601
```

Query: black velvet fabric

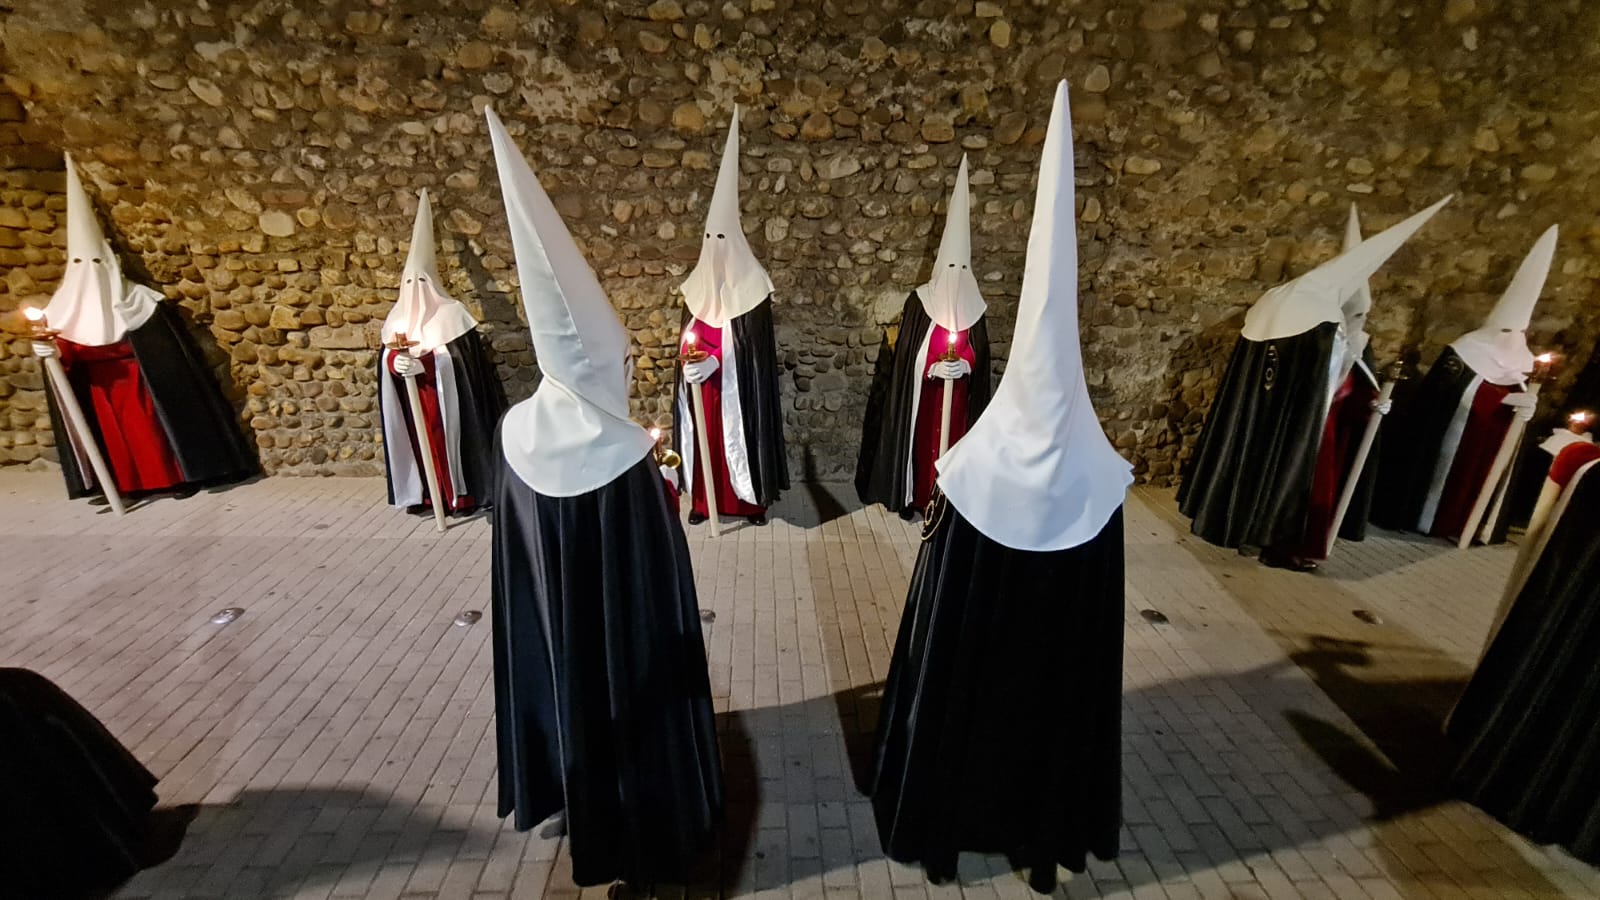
868;493;1125;890
490;449;723;887
1177;323;1339;549
854;292;992;514
671;301;790;507
381;329;507;511
0;668;159;897
1371;347;1486;532
1448;469;1600;863
47;304;257;499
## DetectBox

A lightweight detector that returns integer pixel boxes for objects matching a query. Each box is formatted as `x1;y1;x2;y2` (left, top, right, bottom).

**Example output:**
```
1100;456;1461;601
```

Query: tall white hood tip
382;188;478;349
1342;202;1373;318
1240;194;1451;343
916;154;987;332
1451;224;1557;386
484;106;654;497
933;79;1133;553
43;152;162;346
679;106;774;328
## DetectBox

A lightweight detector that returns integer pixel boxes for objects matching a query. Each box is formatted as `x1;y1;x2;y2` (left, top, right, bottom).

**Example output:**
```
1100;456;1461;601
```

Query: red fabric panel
680;319;766;518
58;339;184;493
1431;381;1516;540
1551;442;1600;488
910;324;978;512
1278;372;1376;559
387;351;470;512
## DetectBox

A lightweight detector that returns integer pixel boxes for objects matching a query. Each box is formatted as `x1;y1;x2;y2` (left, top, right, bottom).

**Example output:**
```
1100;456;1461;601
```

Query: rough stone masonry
1;0;1597;483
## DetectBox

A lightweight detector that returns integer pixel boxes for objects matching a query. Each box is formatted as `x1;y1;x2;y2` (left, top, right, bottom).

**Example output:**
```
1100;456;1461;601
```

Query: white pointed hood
485;108;655;496
916;155;986;332
382;189;479;351
1338;203;1374;383
42;153;162;346
1451;225;1556;386
680;107;774;327
1240;195;1452;343
934;80;1132;552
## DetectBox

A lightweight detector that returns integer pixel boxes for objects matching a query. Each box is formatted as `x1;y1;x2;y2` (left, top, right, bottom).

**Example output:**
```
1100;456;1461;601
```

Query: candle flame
21;306;44;323
1536;352;1555;364
684;328;697;347
650;427;662;441
946;331;958;347
1571;411;1593;424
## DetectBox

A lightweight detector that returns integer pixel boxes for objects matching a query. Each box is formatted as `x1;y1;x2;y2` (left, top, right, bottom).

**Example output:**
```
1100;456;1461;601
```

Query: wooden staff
24;308;125;515
1458;380;1542;550
683;329;721;537
938;330;959;457
1324;373;1398;558
390;334;448;533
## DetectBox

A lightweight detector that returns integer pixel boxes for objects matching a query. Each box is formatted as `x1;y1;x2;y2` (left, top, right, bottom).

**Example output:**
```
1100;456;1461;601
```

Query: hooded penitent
1180;196;1449;553
854;155;993;514
671;107;789;519
934;94;1132;552
38;153;255;500
1373;225;1557;540
377;189;505;514
483;107;722;888
43;154;161;347
868;81;1128;894
1338;203;1375;388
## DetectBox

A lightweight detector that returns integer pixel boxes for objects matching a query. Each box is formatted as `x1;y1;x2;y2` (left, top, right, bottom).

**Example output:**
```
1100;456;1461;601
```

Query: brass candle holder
649;427;682;469
22;306;59;341
939;330;960;363
387;330;419;353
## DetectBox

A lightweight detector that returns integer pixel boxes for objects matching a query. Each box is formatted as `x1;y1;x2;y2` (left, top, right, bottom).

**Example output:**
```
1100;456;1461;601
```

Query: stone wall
2;0;1598;483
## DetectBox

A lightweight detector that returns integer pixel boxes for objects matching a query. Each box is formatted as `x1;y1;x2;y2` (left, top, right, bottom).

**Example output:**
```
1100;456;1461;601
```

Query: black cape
490;448;723;887
869;492;1124;892
45;304;257;498
1372;347;1484;531
0;668;159;896
671;300;789;506
1178;322;1351;549
1447;469;1600;863
381;329;507;511
855;292;992;514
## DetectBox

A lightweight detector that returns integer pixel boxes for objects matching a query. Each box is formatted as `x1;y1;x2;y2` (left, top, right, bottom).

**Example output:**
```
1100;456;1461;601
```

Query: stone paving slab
0;471;1594;899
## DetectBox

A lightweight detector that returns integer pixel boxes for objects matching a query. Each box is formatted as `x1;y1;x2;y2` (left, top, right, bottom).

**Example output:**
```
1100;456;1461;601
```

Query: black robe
1372;346;1512;536
380;329;507;513
1178;322;1351;549
855;293;993;514
670;300;790;507
0;668;159;896
45;304;256;499
869;492;1124;892
1447;470;1600;863
490;448;723;887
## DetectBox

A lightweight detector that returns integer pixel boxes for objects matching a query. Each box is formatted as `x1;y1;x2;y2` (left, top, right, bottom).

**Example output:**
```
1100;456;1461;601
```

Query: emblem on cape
921;488;949;542
1263;344;1280;392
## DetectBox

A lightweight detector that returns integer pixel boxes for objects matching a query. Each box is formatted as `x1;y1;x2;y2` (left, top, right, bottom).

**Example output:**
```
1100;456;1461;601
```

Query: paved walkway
0;471;1594;899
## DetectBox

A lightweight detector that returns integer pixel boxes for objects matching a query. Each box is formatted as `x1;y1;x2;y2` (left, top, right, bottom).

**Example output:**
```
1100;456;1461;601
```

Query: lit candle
1569;411;1593;435
685;327;697;350
650;427;662;442
22;306;45;328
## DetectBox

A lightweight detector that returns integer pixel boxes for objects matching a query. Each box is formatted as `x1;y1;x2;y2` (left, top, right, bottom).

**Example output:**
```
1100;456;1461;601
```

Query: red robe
1272;370;1377;560
385;352;472;513
57;338;184;494
1430;381;1516;541
680;319;765;519
1551;441;1600;487
910;325;979;513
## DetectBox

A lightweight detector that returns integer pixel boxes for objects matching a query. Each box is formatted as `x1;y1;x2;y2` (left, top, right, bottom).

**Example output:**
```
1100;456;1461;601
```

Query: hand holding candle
23;306;125;514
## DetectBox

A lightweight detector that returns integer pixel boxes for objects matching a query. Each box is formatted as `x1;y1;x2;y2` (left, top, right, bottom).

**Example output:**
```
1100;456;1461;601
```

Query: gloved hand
392;352;422;377
1370;398;1393;415
683;356;720;384
1503;391;1537;422
927;358;972;381
30;340;57;359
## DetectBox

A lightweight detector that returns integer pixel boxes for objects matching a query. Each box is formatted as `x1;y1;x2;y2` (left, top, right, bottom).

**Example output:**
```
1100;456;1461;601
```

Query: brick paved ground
1;471;1595;899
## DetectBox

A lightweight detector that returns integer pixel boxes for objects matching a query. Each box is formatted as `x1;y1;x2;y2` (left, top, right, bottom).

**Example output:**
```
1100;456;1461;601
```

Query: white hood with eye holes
42;153;162;346
1450;225;1557;386
916;155;986;333
679;107;774;328
382;189;479;352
